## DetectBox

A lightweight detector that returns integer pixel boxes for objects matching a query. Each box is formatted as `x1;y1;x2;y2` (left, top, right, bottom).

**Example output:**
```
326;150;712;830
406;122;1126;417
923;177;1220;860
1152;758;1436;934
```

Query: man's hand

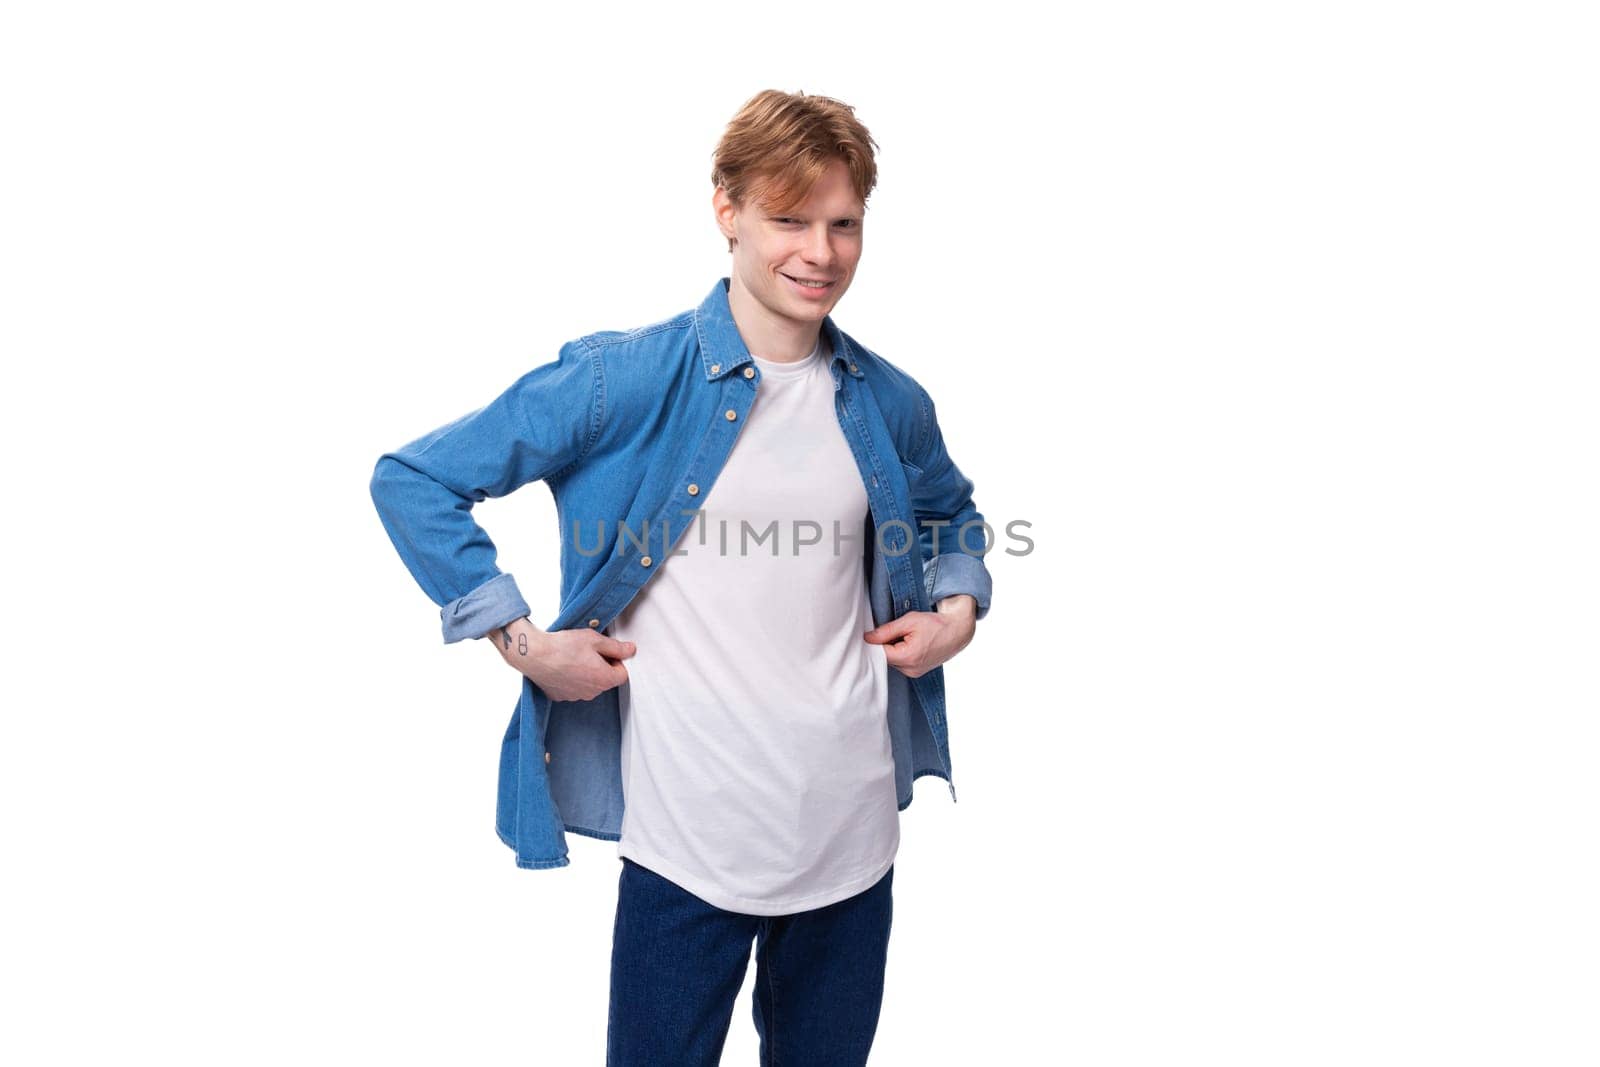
489;616;636;702
863;595;977;679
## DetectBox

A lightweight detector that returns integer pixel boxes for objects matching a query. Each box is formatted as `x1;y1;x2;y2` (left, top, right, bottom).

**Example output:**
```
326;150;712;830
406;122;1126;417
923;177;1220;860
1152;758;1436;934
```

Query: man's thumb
864;618;911;643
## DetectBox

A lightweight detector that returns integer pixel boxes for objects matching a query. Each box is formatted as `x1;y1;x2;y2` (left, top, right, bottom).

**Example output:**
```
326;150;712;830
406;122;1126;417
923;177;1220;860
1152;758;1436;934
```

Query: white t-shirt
609;332;899;915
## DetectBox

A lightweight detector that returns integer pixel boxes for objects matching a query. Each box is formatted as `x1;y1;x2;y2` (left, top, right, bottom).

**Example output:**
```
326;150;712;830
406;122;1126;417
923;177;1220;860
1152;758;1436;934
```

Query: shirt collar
693;276;863;382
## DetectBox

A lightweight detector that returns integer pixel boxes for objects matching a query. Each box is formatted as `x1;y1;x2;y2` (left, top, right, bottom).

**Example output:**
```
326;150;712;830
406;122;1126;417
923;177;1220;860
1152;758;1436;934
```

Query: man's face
715;158;865;328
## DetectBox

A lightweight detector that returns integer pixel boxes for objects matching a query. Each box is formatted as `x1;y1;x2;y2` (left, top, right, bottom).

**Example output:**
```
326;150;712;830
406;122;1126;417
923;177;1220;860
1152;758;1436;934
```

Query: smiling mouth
781;272;835;289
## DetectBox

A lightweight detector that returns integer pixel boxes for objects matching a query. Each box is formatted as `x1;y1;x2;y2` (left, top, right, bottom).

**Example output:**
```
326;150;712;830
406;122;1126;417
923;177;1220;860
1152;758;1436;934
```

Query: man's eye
836;220;860;229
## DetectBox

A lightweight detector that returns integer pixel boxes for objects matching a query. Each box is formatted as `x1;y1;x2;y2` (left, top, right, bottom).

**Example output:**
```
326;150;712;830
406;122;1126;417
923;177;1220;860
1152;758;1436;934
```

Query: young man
370;89;992;1065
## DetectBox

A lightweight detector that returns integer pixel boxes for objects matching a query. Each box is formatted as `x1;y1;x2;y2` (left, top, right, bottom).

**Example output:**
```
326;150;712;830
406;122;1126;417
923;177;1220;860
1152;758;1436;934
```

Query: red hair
711;89;879;217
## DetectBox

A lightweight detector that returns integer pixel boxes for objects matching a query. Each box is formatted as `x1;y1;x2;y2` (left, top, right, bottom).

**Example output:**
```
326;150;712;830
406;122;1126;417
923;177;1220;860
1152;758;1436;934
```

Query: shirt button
687;483;699;496
849;363;859;373
743;367;755;379
588;618;600;628
710;363;720;374
640;555;652;567
724;409;737;421
544;751;551;764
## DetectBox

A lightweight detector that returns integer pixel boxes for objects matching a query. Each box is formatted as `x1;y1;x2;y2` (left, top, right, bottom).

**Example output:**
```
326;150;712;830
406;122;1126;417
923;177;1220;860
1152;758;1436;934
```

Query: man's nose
803;225;836;265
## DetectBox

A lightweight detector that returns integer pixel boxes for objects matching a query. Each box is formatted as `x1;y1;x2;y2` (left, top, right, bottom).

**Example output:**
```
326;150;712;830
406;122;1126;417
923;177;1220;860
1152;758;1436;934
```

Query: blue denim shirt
370;277;993;870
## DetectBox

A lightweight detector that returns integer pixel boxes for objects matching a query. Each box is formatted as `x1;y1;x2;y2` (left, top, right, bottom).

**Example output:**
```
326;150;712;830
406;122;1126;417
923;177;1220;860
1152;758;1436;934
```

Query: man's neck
727;277;823;364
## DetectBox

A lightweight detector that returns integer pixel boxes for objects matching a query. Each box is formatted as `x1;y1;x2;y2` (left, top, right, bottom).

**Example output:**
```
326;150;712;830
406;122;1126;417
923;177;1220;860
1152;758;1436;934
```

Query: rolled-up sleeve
922;552;993;621
369;339;601;643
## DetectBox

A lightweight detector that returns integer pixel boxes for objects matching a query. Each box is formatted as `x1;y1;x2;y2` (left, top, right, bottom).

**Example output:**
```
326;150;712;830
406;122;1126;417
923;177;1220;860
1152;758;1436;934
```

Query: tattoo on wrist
498;619;531;655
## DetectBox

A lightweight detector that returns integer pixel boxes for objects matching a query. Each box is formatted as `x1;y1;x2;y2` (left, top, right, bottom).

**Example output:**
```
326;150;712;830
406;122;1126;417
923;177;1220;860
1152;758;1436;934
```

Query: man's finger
864;616;915;644
882;644;921;674
596;635;637;658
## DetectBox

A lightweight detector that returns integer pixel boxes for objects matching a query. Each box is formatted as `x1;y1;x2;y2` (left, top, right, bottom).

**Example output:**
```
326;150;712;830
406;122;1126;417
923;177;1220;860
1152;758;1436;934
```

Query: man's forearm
935;594;978;621
489;615;553;657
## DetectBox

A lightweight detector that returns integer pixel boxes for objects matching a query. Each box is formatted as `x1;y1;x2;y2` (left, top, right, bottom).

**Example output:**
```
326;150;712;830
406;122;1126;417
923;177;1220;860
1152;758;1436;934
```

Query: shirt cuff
923;552;992;621
440;573;531;644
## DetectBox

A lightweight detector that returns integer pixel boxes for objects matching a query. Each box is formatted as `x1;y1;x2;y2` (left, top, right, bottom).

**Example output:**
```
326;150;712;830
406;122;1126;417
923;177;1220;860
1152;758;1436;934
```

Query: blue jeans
607;857;895;1066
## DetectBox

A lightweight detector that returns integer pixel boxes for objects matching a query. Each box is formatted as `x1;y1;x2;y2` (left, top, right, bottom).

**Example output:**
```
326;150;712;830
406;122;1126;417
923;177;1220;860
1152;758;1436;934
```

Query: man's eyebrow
765;211;866;221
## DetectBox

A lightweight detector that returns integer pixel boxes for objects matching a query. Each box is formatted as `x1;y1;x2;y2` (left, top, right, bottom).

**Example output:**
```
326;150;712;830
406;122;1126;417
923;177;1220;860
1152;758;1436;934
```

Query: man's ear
711;185;738;248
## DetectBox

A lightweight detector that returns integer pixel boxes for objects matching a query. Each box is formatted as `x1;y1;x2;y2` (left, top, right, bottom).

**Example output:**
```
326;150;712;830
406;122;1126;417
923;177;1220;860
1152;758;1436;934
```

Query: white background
4;2;1596;1064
